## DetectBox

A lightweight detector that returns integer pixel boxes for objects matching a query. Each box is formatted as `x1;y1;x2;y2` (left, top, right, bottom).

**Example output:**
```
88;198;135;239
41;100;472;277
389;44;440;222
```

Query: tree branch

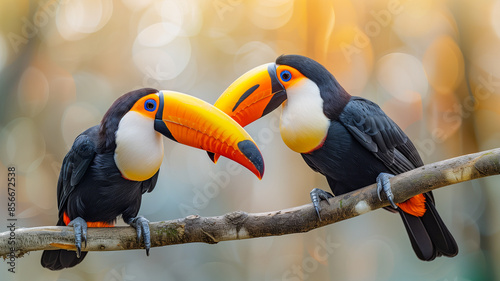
3;148;500;258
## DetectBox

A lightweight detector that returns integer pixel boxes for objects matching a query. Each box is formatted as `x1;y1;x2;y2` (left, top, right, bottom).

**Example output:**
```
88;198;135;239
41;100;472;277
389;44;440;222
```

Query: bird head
209;55;350;158
100;88;264;181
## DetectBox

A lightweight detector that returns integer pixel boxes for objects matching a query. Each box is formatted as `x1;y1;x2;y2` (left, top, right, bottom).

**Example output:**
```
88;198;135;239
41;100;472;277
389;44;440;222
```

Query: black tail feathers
398;192;458;261
41;249;87;270
40;219;88;270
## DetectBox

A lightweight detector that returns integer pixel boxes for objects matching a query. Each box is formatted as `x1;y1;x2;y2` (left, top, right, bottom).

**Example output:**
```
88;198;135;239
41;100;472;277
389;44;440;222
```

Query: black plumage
211;54;459;261
42;86;268;270
41;88;159;270
302;98;458;260
278;55;458;261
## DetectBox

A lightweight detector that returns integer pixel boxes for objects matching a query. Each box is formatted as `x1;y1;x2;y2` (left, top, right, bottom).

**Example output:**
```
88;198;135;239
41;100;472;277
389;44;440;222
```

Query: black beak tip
237;140;265;178
207;151;216;163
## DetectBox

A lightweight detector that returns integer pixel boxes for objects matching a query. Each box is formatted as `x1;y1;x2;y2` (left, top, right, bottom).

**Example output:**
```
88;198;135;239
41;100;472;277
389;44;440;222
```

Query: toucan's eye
144;99;157;112
280;70;292;82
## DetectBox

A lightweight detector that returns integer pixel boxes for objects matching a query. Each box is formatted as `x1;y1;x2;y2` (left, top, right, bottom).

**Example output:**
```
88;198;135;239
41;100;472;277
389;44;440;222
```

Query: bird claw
128;216;151;256
310;188;334;221
68;217;87;258
376;173;397;209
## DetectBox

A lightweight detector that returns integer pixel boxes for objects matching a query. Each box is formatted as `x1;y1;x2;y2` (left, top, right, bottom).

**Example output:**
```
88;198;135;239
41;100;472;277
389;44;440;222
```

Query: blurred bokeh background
1;0;499;280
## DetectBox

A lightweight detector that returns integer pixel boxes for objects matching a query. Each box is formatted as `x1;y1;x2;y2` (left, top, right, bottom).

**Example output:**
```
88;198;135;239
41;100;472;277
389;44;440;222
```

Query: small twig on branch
2;148;500;259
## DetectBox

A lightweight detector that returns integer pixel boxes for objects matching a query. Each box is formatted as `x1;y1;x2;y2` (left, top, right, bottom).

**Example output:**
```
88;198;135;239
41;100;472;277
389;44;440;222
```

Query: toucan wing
57;126;98;217
338;97;457;260
338;96;423;173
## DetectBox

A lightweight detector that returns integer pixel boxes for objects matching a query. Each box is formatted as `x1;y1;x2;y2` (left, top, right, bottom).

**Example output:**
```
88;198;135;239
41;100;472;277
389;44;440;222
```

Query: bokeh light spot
137;22;181;47
233;41;277;75
381;95;423;130
0;118;46;173
426;91;461;144
61;102;101;148
423;36;464;93
249;0;294;30
160;0;202;37
490;1;500;39
393;1;457;41
17;66;50;117
376;53;428;103
326;25;373;95
470;35;500;77
121;0;153;11
133;36;192;81
26;164;56;210
56;0;113;40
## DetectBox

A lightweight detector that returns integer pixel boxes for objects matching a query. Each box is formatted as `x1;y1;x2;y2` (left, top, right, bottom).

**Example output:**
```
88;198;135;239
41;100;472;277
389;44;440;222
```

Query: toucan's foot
310;188;334;221
68;217;88;258
376;172;397;209
127;216;151;256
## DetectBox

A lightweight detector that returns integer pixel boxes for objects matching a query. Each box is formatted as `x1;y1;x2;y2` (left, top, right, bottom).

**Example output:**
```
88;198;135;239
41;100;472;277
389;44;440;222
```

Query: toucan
41;88;264;270
209;55;458;261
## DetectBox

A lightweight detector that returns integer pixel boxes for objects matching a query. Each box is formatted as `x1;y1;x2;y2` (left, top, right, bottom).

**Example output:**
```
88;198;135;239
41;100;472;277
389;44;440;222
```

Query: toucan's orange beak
214;63;287;127
154;91;264;179
208;63;287;164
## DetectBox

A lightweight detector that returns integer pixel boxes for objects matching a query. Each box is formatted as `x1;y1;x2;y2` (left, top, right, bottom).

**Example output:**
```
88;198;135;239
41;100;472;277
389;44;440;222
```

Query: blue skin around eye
280;70;292;82
144;99;157;112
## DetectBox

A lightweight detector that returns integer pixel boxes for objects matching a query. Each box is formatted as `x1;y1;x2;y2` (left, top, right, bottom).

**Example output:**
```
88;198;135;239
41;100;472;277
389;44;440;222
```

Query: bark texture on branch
2;148;500;258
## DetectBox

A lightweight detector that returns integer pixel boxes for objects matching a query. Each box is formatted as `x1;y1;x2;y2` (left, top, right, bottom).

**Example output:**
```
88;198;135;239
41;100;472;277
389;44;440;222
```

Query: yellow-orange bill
209;63;287;164
154;91;264;179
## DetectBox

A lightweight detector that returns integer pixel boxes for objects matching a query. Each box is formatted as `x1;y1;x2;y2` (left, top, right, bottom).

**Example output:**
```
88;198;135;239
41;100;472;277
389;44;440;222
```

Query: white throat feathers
114;111;164;181
280;78;330;153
